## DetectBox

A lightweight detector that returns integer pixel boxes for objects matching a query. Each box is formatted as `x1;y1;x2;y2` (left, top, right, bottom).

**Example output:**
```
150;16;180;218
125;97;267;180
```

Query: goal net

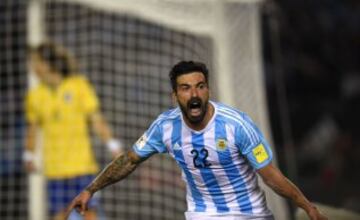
1;0;289;219
0;1;28;220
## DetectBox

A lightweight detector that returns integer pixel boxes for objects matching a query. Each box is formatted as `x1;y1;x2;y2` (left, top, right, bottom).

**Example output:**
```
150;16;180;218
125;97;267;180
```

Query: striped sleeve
132;118;167;158
235;113;273;169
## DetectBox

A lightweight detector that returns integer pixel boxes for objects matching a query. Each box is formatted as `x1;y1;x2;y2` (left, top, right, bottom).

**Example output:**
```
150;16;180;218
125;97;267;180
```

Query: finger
64;202;76;219
80;202;87;216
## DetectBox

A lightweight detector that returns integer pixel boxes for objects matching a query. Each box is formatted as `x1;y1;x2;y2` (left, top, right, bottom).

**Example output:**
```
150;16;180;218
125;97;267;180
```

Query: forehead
176;72;206;85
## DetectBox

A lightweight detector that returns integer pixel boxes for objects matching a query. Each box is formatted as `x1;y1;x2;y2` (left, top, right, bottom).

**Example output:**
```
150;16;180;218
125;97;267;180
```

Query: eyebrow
178;81;206;87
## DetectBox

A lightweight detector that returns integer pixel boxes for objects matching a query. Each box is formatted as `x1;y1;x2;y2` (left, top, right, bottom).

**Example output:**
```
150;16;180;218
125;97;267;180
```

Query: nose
191;87;199;97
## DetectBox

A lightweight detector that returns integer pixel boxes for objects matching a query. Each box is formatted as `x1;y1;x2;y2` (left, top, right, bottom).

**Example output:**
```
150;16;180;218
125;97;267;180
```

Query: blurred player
66;61;327;220
24;42;123;220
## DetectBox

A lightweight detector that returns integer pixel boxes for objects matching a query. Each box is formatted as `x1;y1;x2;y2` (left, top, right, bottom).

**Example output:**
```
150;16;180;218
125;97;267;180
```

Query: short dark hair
30;42;78;76
169;61;209;91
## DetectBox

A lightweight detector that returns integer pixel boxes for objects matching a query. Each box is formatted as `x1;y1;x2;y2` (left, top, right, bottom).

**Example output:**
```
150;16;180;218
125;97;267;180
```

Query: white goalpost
26;0;290;220
27;1;47;220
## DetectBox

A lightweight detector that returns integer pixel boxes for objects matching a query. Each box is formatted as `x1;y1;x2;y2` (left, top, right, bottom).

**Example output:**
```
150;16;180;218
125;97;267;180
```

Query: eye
179;85;190;91
198;83;206;89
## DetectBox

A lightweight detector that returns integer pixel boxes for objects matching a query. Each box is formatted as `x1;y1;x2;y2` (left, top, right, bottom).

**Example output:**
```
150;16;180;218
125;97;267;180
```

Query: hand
308;206;328;220
107;138;124;159
65;190;92;219
24;161;36;173
23;150;37;173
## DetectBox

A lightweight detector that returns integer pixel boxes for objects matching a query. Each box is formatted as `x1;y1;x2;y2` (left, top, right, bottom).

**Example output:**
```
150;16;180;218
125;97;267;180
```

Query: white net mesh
1;0;289;219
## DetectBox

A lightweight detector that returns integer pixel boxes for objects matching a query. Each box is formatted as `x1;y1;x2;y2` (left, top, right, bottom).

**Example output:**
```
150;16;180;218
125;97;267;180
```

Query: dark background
263;0;360;213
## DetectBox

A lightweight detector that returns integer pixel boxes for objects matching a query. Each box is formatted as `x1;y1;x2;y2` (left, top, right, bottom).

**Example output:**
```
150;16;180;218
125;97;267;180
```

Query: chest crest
62;91;73;104
216;138;228;151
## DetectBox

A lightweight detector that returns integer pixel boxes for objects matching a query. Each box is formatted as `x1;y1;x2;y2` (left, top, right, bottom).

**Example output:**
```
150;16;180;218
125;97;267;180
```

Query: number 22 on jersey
191;148;211;168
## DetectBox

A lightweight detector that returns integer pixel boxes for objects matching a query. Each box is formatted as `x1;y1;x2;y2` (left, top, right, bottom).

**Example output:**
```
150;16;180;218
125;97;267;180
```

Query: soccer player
24;42;123;220
66;61;327;220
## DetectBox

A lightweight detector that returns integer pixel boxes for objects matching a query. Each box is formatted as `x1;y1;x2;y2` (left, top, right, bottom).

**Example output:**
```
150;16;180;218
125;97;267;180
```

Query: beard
179;97;208;125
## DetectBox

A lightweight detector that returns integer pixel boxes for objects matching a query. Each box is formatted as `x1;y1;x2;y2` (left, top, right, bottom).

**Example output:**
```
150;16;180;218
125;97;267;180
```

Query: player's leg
47;178;67;220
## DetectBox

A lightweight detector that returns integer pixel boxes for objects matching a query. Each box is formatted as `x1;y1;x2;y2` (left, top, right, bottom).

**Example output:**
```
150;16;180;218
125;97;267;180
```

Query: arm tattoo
85;152;140;195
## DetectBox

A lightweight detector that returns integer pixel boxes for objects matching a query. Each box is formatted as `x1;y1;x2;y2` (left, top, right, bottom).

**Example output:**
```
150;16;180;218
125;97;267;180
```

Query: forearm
259;164;315;212
25;123;37;152
23;123;38;171
90;112;124;155
85;151;139;195
265;173;314;212
259;164;327;219
91;112;112;142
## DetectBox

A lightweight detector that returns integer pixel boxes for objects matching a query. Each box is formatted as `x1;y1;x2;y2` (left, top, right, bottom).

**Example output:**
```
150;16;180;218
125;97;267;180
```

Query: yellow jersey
25;75;99;179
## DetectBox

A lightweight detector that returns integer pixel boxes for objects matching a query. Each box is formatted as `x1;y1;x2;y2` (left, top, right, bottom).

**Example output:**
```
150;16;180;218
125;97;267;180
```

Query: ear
171;91;177;107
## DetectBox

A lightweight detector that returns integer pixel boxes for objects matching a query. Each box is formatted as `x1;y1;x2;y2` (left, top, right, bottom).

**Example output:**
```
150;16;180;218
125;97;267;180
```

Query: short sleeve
133;121;167;158
235;113;273;169
25;91;39;124
79;77;99;114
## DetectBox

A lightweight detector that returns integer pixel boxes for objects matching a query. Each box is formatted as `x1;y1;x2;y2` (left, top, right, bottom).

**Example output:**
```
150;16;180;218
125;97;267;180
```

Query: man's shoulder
214;101;258;129
214;101;244;119
144;108;180;133
26;83;49;97
158;107;181;120
152;107;181;125
65;74;89;85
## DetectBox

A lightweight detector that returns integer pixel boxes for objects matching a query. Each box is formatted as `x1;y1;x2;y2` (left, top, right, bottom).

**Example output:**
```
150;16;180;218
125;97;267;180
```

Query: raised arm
257;163;328;220
65;149;144;217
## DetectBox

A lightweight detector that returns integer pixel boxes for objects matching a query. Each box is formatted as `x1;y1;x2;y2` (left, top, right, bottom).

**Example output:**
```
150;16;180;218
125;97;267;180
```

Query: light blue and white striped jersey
133;101;273;217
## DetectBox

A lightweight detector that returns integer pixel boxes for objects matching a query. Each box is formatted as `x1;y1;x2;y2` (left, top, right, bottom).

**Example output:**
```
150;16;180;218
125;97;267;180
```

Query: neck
184;102;214;131
47;73;63;88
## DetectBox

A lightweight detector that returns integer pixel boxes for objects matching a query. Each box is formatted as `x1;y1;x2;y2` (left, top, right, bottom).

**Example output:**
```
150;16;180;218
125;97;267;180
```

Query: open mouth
188;99;202;116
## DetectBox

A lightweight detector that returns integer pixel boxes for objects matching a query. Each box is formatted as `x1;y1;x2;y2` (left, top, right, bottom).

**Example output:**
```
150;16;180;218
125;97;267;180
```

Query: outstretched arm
258;163;328;220
86;150;143;194
65;150;144;217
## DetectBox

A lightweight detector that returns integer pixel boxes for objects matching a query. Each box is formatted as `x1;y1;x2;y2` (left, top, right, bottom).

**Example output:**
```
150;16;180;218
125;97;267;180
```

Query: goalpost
26;0;290;219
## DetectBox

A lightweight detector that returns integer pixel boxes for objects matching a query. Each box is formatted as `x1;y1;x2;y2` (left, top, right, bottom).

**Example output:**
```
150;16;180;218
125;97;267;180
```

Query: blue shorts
47;175;98;215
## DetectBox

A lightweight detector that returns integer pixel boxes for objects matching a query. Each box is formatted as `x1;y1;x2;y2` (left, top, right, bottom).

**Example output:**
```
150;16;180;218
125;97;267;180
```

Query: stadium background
0;0;359;219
